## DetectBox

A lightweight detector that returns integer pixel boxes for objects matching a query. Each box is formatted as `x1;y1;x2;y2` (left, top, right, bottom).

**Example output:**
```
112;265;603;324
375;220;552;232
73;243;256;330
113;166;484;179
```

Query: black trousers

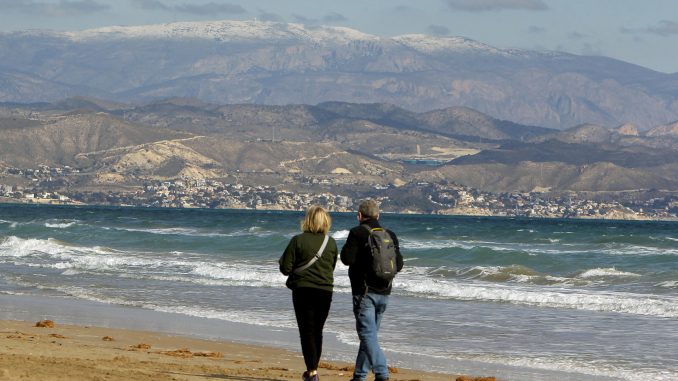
292;287;333;371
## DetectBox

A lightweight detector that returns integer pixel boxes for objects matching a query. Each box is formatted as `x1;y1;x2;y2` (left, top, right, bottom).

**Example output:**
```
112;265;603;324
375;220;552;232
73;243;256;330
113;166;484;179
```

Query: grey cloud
620;20;678;37
528;25;545;34
428;24;450;36
443;0;548;12
257;10;284;22
322;12;347;23
580;42;603;56
646;20;678;36
0;0;110;14
174;2;246;15
59;0;109;12
130;0;171;11
569;32;586;40
292;14;318;24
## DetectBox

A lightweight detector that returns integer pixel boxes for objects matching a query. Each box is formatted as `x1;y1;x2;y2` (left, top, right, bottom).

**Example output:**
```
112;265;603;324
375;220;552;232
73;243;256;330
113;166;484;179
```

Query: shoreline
1;200;677;222
0;295;490;381
0;294;628;381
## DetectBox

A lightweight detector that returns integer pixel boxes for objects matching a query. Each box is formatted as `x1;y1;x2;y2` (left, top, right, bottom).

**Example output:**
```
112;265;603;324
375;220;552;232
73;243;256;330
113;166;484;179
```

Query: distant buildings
1;164;676;220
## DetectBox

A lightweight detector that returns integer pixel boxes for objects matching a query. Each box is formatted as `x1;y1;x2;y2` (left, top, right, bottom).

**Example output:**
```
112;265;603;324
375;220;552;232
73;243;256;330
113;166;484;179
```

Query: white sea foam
395;276;678;318
53;285;299;329
416;351;675;381
578;268;641;279
45;222;77;228
0;236;69;257
656;281;678;288
111;226;231;237
0;236;181;272
332;229;349;240
45;219;78;228
2;236;675;318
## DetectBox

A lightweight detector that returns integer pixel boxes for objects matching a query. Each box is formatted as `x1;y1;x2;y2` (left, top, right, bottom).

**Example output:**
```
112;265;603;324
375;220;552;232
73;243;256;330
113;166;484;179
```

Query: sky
1;0;677;74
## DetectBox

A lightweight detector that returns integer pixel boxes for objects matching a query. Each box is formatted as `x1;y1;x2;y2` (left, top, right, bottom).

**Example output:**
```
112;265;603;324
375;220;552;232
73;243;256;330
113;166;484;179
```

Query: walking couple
279;200;404;381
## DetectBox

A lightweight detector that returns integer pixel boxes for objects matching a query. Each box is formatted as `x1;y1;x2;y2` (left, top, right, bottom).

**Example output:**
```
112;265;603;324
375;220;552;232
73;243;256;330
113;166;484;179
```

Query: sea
0;204;676;381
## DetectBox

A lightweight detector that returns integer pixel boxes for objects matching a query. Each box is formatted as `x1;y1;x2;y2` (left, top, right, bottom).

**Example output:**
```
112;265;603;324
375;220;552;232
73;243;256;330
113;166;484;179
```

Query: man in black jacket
341;199;403;381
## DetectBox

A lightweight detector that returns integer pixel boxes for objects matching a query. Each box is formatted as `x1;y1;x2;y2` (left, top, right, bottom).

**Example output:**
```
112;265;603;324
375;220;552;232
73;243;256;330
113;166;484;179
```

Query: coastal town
1;164;676;220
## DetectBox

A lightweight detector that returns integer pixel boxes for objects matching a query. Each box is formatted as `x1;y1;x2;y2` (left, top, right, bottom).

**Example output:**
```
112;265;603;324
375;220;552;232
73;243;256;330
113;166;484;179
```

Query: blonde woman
279;206;338;381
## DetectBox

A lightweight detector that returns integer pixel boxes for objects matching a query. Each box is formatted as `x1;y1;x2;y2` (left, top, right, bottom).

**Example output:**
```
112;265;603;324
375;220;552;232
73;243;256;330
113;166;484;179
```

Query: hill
1;99;677;196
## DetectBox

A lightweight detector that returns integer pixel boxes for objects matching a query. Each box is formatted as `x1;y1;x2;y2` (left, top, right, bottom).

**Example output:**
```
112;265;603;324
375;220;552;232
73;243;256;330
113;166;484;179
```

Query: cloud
568;32;586;40
443;0;548;12
645;20;678;36
527;25;545;34
257;9;284;22
620;20;678;37
579;42;603;56
322;12;347;23
292;14;318;24
175;2;246;15
0;0;110;15
130;0;170;11
428;24;450;36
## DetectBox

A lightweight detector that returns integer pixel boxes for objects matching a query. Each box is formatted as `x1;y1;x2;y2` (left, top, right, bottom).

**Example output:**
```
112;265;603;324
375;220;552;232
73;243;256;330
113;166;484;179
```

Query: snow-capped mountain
60;20;381;45
1;19;677;129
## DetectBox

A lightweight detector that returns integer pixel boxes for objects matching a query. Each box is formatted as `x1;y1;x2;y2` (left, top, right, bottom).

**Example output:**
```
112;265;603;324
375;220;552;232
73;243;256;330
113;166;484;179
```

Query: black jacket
340;218;403;295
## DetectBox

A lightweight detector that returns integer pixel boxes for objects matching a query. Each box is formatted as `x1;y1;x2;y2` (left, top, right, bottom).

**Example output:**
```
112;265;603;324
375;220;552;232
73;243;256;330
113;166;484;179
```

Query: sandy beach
0;319;497;381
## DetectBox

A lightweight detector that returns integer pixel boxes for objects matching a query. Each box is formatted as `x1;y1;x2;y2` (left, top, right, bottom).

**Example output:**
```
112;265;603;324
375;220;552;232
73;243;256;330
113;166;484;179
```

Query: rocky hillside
1;99;677;194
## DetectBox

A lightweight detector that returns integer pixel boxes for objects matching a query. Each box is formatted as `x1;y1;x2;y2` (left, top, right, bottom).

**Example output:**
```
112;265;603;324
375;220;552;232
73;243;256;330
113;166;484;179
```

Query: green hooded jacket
279;232;338;292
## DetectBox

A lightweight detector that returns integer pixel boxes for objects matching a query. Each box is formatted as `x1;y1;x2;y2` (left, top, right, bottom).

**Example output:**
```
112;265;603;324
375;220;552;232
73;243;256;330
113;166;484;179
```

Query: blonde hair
301;205;332;234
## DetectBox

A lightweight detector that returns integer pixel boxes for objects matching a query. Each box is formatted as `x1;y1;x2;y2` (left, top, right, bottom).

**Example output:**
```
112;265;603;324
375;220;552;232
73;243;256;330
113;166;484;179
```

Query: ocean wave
0;235;179;271
52;285;298;329
110;226;232;237
0;220;18;228
428;265;589;287
44;219;79;229
655;281;678;289
3;235;675;318
0;236;72;257
400;239;501;251
395;277;678;318
577;268;641;279
332;229;349;240
410;350;675;381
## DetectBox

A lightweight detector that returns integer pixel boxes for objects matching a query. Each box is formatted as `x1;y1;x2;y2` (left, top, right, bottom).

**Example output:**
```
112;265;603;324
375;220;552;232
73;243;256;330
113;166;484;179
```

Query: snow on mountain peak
63;20;381;44
392;34;507;54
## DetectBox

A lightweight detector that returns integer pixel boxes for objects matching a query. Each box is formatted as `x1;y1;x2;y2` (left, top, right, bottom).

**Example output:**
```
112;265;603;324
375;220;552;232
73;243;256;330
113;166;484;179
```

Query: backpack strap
293;235;329;274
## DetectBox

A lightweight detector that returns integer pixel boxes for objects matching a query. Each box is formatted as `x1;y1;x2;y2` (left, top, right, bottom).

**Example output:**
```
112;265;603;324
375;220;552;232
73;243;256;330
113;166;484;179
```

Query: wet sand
0;319;497;381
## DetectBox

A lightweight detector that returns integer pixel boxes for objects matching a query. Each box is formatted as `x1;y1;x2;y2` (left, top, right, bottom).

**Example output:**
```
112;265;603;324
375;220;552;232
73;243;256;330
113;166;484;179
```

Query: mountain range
1;20;677;130
1;98;676;196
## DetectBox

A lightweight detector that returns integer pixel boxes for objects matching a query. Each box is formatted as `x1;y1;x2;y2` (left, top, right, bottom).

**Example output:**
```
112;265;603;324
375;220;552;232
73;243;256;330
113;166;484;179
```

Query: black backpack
362;225;397;287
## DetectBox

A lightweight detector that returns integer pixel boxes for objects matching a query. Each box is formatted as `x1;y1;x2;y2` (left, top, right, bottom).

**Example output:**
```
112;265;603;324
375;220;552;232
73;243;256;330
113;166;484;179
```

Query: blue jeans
352;293;389;380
